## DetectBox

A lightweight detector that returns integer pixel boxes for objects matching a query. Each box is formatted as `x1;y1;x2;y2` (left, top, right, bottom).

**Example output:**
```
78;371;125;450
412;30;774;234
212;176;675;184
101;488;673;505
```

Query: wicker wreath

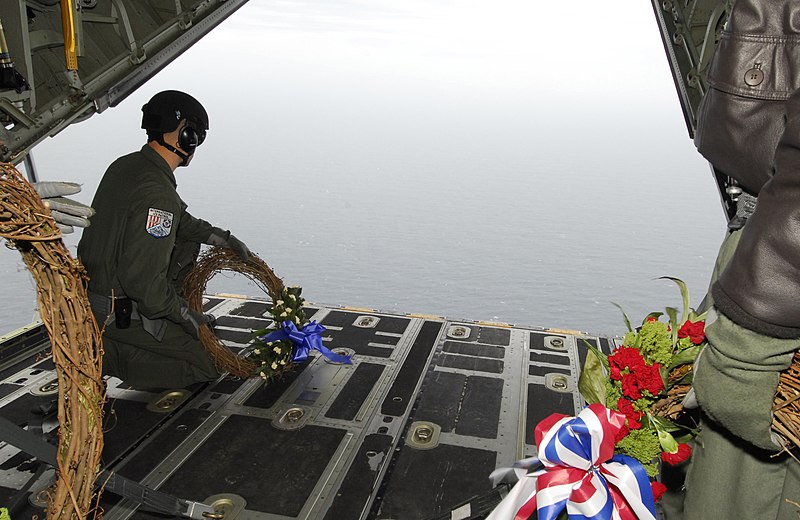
651;353;800;455
182;247;285;378
773;351;800;454
1;164;104;519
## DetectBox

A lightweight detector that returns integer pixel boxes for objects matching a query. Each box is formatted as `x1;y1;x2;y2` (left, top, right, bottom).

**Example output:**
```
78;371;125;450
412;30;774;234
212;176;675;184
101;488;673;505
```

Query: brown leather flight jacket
713;87;800;338
695;0;800;196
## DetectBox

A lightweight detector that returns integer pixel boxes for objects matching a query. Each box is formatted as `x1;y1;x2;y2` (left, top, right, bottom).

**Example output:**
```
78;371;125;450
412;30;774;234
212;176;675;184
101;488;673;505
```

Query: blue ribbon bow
258;320;352;364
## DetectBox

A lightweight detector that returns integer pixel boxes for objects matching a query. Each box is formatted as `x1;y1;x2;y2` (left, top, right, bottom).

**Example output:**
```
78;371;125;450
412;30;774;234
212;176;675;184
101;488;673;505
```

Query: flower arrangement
486;278;708;520
249;285;308;381
248;285;352;380
579;277;706;489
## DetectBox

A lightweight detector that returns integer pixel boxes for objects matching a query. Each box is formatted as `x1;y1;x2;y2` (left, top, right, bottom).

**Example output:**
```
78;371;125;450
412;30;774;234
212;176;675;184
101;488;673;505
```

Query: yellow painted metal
341;306;376;313
545;327;586;335
477;320;512;328
60;0;78;70
407;313;444;320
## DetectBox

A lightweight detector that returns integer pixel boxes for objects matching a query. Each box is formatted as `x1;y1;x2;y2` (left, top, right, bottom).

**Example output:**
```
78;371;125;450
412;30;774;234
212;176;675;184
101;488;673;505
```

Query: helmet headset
141;90;209;166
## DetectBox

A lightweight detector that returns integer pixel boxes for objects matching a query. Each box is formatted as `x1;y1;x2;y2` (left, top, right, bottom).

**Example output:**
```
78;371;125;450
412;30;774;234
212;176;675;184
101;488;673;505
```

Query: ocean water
0;1;726;338
0;95;724;338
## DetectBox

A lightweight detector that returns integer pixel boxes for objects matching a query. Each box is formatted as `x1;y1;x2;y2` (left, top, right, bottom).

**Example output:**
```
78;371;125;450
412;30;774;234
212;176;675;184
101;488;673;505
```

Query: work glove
178;304;215;340
693;308;795;451
207;228;250;261
33;181;95;234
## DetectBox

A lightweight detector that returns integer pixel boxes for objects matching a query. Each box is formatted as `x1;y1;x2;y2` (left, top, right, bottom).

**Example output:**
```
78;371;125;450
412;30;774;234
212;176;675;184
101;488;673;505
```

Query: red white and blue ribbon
258;320;352;364
487;404;657;520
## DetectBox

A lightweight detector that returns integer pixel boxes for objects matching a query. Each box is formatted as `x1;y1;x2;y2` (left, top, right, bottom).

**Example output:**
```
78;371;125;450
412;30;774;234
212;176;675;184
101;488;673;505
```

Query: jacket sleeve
176;208;216;243
714;88;800;337
116;185;185;322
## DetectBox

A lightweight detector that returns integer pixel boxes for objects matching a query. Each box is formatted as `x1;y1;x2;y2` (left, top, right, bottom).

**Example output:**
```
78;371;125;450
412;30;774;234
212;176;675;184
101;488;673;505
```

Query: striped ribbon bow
487;404;657;520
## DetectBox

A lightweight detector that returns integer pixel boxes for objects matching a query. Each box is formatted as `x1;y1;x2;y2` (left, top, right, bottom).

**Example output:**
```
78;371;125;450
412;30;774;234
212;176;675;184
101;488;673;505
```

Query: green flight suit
78;145;219;388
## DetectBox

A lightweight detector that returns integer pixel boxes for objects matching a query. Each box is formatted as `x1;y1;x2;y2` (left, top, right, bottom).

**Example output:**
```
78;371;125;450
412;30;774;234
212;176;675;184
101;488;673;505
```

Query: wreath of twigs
0;163;104;519
651;352;800;455
183;247;285;378
773;351;800;455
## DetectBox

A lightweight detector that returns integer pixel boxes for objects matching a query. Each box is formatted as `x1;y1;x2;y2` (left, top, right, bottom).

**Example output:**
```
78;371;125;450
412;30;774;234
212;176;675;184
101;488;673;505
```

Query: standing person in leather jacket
78;90;250;389
675;1;800;517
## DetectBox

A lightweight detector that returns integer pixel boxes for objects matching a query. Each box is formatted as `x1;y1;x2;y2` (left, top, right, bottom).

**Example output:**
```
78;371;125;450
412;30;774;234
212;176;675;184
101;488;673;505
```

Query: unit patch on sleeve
145;208;174;238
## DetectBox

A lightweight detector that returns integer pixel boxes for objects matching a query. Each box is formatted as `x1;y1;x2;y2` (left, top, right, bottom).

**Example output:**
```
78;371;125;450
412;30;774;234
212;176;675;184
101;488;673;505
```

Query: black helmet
141;90;209;135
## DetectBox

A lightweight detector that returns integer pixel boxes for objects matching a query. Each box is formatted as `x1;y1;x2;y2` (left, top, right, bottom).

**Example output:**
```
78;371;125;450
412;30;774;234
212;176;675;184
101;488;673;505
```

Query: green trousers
98;239;219;389
99;313;218;389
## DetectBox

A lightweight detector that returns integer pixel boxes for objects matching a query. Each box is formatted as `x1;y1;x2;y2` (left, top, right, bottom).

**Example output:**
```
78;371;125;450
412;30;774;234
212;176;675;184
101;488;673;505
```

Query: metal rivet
354;316;379;328
406;421;442;450
545;373;573;394
286;408;304;422
414;426;433;442
32;379;59;396
147;389;189;413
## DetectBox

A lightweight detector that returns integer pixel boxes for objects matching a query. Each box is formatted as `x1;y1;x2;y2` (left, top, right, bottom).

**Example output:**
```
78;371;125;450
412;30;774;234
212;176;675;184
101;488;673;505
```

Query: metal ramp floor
0;295;615;520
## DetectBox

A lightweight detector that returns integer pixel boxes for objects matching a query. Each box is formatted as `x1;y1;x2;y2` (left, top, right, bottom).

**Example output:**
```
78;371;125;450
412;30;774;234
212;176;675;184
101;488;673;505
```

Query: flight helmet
141;90;209;162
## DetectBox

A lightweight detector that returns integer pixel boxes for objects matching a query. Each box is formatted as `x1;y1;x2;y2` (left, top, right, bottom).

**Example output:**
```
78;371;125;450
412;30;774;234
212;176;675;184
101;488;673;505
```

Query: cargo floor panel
0;298;599;520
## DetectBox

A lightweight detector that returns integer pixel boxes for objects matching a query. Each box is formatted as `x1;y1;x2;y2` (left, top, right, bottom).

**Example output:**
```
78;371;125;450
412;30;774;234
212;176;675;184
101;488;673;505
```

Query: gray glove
33;181;95;234
179;305;214;340
207;229;250;261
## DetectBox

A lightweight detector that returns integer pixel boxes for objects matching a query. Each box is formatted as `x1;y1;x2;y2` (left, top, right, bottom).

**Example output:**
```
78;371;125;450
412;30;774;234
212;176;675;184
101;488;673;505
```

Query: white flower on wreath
273;346;281;354
254;348;261;355
271;362;278;370
259;371;266;379
280;359;286;365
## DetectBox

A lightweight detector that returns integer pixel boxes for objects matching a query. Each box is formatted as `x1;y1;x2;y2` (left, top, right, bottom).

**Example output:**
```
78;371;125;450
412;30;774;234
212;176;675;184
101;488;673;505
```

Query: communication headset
141;90;209;166
177;120;206;156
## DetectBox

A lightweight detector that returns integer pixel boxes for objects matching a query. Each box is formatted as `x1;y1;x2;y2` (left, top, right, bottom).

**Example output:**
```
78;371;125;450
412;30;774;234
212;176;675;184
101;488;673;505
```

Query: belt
87;290;141;321
88;291;168;341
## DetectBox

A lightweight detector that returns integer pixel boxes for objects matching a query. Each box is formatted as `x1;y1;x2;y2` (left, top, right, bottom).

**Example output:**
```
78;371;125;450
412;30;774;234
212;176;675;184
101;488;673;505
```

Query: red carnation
678;320;705;345
646;316;658;323
617;398;643;430
609;346;646;373
661;443;692;465
638;363;665;396
621;373;643;400
610;364;622;381
651;481;667;502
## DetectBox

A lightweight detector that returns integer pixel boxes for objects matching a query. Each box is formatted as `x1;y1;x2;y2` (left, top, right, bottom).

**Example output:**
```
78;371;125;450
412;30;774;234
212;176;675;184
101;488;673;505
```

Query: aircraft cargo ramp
0;295;614;519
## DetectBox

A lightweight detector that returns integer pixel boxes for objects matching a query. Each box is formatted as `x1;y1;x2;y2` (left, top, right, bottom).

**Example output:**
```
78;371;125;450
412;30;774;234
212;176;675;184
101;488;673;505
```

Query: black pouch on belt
115;298;133;329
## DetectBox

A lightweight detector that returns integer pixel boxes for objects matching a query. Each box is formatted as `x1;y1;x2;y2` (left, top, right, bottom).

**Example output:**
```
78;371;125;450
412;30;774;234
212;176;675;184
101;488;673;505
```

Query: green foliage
612;302;634;333
636;320;673;366
616;428;662;477
606;378;623;407
249;285;307;381
577;277;707;482
579;342;609;405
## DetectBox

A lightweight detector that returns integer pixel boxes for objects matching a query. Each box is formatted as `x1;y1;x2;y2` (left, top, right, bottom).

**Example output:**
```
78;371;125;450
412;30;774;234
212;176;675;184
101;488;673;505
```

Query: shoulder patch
146;208;174;238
